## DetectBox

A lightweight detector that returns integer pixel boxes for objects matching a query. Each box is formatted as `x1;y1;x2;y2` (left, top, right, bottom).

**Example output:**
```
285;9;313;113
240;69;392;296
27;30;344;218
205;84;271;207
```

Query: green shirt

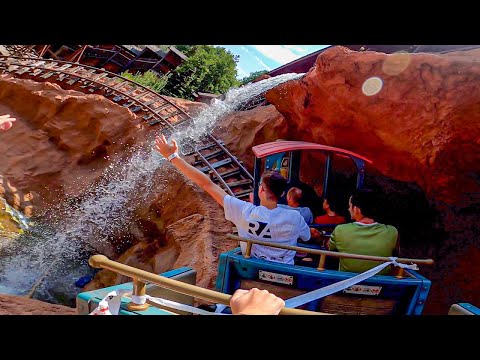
329;222;398;274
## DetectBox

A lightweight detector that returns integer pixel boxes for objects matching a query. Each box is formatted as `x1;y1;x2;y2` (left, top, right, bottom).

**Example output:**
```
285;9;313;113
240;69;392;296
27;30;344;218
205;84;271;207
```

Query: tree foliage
162;45;241;100
240;70;269;85
174;45;196;56
155;45;172;53
120;70;170;93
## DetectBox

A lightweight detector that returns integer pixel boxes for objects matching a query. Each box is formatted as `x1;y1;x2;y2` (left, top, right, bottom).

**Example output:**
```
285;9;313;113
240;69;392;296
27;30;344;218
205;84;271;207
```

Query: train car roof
252;141;372;163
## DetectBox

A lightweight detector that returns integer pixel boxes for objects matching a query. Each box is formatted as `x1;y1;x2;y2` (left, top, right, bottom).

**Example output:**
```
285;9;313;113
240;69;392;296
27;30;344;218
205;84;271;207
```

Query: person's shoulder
336;222;354;229
332;222;352;234
302;206;313;214
277;205;304;219
225;195;252;208
277;204;297;214
384;224;398;234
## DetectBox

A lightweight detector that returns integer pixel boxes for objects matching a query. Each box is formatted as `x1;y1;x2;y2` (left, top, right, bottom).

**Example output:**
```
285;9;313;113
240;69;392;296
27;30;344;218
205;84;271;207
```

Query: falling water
0;197;31;244
0;73;303;304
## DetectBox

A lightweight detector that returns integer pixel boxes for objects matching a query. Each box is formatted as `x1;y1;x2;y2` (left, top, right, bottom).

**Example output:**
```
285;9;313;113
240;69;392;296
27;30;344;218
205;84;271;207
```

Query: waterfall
0;73;303;303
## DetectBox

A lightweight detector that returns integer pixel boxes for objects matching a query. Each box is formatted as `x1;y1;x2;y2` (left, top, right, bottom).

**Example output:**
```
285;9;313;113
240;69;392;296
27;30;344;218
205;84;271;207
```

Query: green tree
174;45;196;56
120;70;171;93
162;45;240;100
240;70;269;85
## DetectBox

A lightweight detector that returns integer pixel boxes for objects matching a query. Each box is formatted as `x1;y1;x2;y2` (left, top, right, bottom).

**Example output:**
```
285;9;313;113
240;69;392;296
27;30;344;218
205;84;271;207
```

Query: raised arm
155;134;227;207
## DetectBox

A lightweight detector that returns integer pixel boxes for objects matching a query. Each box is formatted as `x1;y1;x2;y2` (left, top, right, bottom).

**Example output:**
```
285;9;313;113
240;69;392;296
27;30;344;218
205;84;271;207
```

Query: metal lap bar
88;255;320;315
226;234;434;272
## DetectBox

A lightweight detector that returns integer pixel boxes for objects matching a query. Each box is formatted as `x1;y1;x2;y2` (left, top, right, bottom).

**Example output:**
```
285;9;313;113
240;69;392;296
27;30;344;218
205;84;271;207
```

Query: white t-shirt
224;195;311;265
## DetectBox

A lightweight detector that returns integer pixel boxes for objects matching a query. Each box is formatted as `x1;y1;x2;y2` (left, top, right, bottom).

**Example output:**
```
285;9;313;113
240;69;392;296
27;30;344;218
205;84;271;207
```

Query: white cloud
237;66;249;78
251;45;299;64
284;45;306;53
253;56;272;71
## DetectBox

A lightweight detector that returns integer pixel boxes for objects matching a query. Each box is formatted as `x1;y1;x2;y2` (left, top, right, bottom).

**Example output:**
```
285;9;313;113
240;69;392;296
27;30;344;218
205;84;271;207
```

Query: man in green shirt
328;189;398;275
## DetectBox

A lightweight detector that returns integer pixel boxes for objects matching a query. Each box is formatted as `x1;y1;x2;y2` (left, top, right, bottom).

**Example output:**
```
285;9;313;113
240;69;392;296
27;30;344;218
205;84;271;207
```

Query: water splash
0;197;31;232
170;73;303;149
0;197;31;252
0;73;303;303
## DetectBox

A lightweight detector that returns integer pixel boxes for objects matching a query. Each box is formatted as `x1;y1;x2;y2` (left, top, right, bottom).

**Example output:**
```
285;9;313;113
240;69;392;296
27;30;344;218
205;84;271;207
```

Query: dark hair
324;192;339;212
350;189;381;219
261;171;287;200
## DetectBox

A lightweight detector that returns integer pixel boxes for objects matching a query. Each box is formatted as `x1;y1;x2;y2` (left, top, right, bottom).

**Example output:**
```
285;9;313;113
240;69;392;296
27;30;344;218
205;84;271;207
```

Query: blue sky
217;45;330;79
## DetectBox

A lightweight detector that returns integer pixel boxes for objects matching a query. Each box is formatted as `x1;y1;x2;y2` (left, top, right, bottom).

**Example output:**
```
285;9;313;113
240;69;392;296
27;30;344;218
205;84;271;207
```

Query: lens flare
382;52;412;76
362;77;383;96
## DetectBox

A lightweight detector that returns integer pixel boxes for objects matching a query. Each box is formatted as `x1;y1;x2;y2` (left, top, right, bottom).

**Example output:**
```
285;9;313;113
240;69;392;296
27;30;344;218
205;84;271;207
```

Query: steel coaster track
0;55;254;198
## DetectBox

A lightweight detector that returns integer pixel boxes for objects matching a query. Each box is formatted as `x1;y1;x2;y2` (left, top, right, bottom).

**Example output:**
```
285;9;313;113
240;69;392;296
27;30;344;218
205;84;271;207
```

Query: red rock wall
266;46;480;208
0;76;142;212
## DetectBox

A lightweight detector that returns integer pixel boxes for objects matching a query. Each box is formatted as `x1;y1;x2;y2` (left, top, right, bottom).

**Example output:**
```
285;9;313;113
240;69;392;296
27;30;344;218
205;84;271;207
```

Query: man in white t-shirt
155;135;311;265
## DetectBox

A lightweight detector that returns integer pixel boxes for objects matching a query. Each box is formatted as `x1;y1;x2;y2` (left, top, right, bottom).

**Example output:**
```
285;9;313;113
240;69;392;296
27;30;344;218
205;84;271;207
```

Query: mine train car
77;141;438;315
252;140;372;234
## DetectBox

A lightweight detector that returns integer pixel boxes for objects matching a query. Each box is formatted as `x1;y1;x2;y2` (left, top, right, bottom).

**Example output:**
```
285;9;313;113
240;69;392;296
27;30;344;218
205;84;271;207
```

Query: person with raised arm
155;134;311;264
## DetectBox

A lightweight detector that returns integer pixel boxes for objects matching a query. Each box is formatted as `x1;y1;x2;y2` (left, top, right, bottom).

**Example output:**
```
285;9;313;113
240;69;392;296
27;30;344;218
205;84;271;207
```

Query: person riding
155;134;311;265
314;193;346;225
328;189;398;275
278;187;314;224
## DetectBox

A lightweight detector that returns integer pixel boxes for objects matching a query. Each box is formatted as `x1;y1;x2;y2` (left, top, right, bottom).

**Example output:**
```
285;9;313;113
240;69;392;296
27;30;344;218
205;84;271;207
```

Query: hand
310;228;323;238
155;134;178;159
230;288;285;315
0;114;16;131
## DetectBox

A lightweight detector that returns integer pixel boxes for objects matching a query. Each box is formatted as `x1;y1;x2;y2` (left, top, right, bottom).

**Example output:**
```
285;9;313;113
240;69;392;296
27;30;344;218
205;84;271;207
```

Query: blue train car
215;246;431;315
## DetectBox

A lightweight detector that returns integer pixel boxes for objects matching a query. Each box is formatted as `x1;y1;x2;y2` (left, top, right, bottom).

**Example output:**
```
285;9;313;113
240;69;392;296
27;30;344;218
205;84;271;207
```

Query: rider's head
259;171;287;203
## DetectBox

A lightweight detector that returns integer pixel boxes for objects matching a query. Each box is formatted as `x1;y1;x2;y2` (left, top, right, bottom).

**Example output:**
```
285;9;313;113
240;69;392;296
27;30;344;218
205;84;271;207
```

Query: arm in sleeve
167;152;227;206
306;209;313;224
328;228;338;251
297;215;311;242
393;228;400;257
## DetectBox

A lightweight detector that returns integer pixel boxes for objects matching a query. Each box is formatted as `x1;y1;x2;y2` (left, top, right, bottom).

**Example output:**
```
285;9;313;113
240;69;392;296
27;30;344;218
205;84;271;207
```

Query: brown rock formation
266;46;480;208
0;76;208;216
0;75;142;213
84;167;234;292
0;294;76;314
252;74;271;83
212;105;289;172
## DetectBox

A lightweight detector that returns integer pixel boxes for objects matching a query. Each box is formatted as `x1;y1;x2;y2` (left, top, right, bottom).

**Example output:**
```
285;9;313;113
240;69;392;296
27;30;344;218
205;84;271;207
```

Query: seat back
216;248;431;314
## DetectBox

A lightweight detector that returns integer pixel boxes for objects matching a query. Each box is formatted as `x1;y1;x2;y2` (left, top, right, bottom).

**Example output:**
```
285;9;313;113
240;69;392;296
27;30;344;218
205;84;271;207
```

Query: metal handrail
89;255;325;315
227;234;434;274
